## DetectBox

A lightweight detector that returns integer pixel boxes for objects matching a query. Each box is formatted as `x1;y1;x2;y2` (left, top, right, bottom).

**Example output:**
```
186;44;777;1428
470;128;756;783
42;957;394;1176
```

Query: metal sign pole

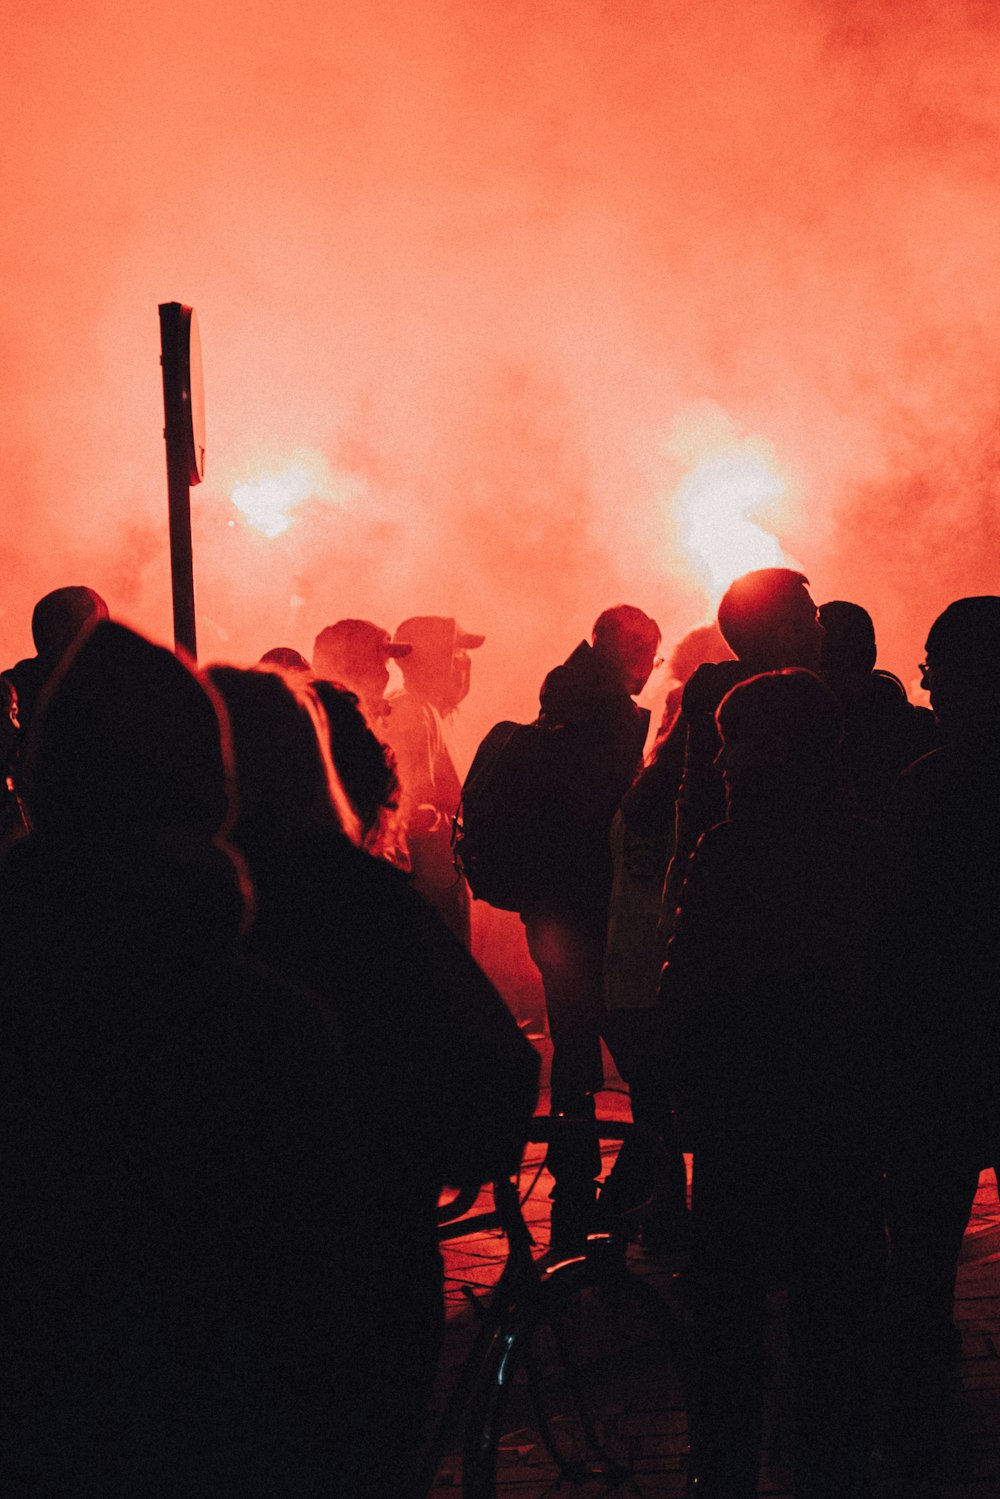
158;302;205;661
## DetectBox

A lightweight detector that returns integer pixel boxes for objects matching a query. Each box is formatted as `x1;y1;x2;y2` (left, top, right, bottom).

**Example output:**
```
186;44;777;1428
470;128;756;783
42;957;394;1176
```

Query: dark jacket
0;831;357;1499
660;807;887;1149
233;821;540;1495
525;640;650;923
836;669;939;818
883;713;1000;1163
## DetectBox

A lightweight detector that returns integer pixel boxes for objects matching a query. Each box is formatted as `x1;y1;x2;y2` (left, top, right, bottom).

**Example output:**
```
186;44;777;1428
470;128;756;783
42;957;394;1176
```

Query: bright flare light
674;444;792;603
231;453;331;538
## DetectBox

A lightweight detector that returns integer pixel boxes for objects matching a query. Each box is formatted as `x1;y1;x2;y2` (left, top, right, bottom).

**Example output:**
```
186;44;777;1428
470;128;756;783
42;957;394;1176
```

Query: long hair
206;665;361;848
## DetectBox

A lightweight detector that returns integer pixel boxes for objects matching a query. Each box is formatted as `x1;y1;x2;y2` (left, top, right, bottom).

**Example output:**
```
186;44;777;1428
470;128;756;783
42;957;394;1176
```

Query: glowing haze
4;0;1000;764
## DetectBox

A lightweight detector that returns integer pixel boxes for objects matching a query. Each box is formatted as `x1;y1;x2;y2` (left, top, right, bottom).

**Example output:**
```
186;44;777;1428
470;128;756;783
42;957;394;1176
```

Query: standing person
206;664;540;1498
520;605;660;1249
818;598;938;817
602;623;732;1250
386;615;484;946
0;621;360;1498
2;585;109;819
882;596;1000;1495
662;567;825;924
312;617;411;724
661;669;887;1499
1;584;109;737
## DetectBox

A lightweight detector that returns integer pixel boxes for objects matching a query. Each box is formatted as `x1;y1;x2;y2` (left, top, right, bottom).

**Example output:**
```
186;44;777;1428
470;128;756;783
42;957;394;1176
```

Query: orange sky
4;0;1000;761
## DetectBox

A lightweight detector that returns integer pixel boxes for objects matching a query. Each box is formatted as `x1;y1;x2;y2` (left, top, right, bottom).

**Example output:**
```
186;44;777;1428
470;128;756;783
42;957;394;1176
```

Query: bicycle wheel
464;1251;691;1498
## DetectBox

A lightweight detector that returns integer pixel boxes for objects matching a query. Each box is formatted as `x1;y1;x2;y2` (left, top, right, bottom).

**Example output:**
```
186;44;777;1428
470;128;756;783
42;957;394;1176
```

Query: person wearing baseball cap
385;616;485;945
313;619;411;721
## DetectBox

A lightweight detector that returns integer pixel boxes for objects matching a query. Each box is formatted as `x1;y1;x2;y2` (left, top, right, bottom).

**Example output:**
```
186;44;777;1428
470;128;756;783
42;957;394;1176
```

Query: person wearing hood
522;604;660;1249
0;620;361;1498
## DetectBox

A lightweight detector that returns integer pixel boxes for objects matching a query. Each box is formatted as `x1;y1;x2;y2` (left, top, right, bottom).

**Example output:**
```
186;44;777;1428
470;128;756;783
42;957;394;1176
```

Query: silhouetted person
662;567;824;923
604;626;728;1249
882;596;1000;1494
0;621;360;1498
313;617;411;722
2;584;109;735
819;598;938;816
2;586;109;823
661;669;886;1499
519;605;659;1248
385;615;484;946
206;664;539;1496
258;644;311;673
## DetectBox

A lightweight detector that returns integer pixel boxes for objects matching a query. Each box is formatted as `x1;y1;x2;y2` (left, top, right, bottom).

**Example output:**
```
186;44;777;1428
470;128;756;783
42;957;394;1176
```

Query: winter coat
524;640;649;924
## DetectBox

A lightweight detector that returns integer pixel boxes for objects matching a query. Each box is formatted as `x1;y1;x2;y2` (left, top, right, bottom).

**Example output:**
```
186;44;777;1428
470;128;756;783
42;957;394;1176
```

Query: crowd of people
1;571;997;1498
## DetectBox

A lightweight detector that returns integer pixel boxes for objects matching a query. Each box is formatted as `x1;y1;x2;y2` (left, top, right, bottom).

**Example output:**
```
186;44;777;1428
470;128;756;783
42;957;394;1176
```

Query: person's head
31;586;109;674
717;568;823;673
313;619;410;707
22;620;231;841
921;596;1000;731
592;605;661;696
715;668;843;817
668;623;733;684
818;600;878;697
207;665;360;848
394;616;485;714
258;646;311;675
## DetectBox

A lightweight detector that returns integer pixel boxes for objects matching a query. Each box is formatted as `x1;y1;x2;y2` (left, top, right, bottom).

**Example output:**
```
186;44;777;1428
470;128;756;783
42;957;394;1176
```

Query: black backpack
452;719;557;913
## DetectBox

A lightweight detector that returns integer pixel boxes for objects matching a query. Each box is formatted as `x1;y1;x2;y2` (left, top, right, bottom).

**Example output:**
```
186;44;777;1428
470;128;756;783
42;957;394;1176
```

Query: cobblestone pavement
425;1031;1000;1498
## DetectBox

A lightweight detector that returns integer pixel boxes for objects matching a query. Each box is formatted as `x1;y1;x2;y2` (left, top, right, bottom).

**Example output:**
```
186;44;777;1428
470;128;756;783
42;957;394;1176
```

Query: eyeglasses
918;662;932;687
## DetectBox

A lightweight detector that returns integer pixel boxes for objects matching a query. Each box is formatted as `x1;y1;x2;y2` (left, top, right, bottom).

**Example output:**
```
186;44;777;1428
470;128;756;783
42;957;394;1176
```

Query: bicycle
416;1116;693;1498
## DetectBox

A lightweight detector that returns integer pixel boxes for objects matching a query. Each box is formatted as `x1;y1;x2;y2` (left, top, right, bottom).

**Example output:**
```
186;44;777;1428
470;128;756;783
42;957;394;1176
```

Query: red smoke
4;0;1000;761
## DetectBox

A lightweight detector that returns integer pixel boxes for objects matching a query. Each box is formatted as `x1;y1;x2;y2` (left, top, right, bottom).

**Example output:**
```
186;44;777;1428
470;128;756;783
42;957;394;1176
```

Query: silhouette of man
662;567;824;922
661;669;886;1499
818;599;938;817
384;615;484;946
2;585;109;737
882;595;1000;1491
312;619;411;722
521;605;660;1248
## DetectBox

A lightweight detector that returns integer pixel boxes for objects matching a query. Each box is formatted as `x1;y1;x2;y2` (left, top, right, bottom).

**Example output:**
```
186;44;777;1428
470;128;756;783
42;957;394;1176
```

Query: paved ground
424;1028;1000;1498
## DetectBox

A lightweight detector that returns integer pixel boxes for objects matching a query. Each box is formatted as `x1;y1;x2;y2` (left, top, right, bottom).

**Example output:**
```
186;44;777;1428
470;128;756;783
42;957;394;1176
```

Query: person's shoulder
231;945;346;1052
384;688;433;734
